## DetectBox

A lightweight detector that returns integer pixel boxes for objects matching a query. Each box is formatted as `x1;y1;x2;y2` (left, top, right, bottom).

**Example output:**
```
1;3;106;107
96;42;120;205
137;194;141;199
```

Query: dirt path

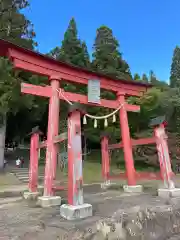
0;189;178;240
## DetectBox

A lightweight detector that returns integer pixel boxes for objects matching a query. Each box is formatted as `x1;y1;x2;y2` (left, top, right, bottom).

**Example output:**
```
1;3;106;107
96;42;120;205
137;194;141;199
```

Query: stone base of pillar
123;185;143;193
60;203;92;220
158;188;180;199
23;191;40;200
37;196;61;208
101;180;112;189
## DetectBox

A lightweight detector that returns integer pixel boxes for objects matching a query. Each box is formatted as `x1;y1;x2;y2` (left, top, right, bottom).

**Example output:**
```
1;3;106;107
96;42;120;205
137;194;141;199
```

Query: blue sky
24;0;180;82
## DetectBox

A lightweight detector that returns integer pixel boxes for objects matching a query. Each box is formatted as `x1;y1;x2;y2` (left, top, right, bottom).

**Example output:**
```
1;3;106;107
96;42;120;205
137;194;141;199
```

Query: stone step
22;179;44;183
16;176;44;180
20;179;29;183
11;169;43;173
14;173;29;176
13;171;44;176
12;168;44;172
15;173;44;177
18;176;44;180
11;169;43;174
11;168;29;171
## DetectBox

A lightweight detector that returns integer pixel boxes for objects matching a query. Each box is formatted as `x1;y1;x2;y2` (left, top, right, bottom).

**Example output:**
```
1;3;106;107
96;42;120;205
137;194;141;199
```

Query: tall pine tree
142;73;148;83
149;70;157;84
170;46;180;88
58;18;90;68
92;25;131;80
149;70;168;89
134;73;141;81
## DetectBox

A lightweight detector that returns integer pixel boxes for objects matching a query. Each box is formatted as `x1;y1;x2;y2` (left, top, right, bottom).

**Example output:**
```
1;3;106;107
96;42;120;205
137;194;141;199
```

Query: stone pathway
10;168;44;184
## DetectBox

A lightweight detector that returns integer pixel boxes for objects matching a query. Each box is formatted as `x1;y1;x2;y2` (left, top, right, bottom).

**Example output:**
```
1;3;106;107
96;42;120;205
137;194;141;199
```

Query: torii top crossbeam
0;39;151;111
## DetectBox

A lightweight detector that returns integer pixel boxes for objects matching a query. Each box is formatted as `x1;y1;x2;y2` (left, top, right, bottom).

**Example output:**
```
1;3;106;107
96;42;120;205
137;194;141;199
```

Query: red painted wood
29;132;39;192
101;136;110;180
39;133;68;149
52;186;66;191
118;93;136;186
0;39;148;91
10;50;148;96
154;124;174;188
131;137;156;146
21;83;140;112
61;90;140;112
21;83;51;97
68;110;83;206
44;79;60;196
109;137;156;149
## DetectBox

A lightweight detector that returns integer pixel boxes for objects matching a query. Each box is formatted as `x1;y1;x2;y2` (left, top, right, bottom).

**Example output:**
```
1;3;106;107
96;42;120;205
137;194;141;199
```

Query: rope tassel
104;118;108;127
83;115;87;125
94;119;97;128
112;114;116;123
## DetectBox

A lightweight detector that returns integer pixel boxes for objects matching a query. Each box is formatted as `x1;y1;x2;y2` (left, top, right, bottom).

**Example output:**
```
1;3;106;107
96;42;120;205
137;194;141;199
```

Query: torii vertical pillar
38;76;61;207
60;104;92;220
117;92;142;193
154;124;174;187
148;116;180;198
24;127;41;200
101;133;111;189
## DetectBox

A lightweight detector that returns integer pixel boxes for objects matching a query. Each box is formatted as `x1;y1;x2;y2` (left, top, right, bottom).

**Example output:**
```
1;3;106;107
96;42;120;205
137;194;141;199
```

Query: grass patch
42;150;161;185
55;161;102;184
0;172;21;187
83;161;102;183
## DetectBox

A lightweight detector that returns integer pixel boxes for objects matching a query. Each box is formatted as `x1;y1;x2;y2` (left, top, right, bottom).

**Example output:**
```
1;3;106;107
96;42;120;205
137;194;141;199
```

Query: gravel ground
0;185;180;239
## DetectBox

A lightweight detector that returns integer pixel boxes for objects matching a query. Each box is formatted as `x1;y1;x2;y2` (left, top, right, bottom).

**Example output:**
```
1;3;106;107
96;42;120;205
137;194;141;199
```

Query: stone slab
123;185;143;193
23;191;39;200
158;188;180;198
18;176;44;180
37;196;61;207
60;203;93;220
101;180;112;189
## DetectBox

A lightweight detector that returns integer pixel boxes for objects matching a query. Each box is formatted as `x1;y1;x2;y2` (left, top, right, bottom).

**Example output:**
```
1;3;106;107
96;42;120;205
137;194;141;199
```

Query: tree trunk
0;114;6;170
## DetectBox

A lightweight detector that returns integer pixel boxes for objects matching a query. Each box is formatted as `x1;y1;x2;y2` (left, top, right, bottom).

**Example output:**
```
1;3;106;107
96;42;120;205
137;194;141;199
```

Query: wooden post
68;109;83;206
117;92;136;186
44;76;60;196
154;124;174;188
29;131;40;193
101;134;110;182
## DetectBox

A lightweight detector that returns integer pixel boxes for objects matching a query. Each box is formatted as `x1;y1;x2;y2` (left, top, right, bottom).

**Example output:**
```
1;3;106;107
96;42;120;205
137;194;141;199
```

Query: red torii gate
0;39;151;217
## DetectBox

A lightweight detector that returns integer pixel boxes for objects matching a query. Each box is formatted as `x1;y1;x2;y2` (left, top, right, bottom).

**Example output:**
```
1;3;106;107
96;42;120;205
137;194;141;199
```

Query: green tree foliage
48;18;92;120
0;0;47;143
55;18;90;68
149;70;169;90
170;46;180;88
149;70;157;84
142;73;149;83
134;73;141;81
92;25;131;80
0;0;37;114
0;0;36;48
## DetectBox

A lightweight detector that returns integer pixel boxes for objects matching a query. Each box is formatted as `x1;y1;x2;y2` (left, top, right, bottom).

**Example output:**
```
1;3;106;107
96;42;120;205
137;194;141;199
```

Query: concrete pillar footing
123;185;143;193
23;191;40;200
37;196;61;207
158;188;180;199
60;203;92;220
101;180;112;189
